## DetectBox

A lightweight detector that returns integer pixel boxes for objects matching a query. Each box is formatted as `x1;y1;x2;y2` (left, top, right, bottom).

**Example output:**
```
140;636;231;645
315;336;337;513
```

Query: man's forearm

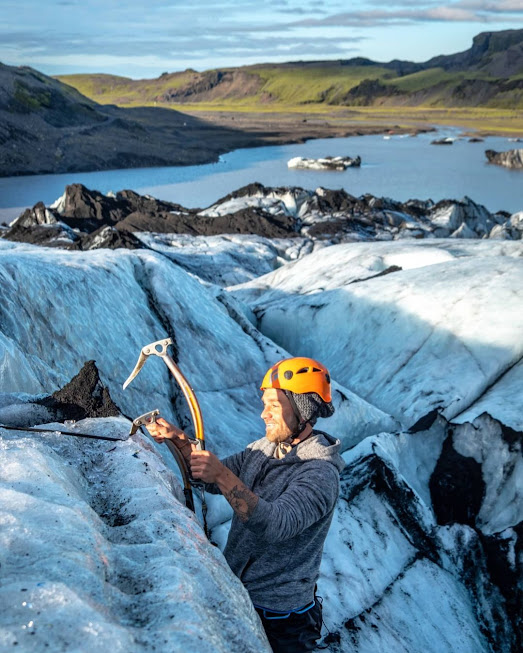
215;466;259;522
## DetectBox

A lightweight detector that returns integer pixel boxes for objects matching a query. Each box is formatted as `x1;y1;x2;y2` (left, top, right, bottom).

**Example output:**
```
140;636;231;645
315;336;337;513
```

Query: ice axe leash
123;338;211;538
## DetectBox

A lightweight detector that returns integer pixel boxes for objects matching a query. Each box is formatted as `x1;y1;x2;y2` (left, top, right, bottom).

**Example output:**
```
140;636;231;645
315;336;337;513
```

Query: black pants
256;601;323;653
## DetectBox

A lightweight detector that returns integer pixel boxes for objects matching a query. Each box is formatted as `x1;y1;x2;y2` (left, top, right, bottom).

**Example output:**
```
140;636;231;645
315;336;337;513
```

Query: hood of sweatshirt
252;429;345;473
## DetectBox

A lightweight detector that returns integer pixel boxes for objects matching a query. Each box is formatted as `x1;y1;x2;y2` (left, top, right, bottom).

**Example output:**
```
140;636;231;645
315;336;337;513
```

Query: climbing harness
254;600;316;620
123;337;211;539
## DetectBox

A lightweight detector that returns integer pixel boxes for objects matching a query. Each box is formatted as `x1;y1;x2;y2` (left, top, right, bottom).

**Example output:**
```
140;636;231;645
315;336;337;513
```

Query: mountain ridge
56;29;523;109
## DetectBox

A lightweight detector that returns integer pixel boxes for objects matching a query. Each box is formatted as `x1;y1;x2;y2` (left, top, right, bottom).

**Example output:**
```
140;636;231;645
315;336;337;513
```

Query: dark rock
37;360;121;421
480;523;522;641
116;210;198;234
12;201;58;227
408;408;441;433
425;29;523;76
2;222;78;247
58;184;137;230
70;225;146;251
315;188;358;213
485;148;523;169
53;184;188;233
430;432;485;527
198;206;296;238
8;181;517;250
1;201;78;246
50;183;298;239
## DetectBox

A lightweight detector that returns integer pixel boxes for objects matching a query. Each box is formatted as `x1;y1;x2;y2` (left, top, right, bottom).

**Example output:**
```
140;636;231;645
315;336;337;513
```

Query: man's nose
261;406;270;419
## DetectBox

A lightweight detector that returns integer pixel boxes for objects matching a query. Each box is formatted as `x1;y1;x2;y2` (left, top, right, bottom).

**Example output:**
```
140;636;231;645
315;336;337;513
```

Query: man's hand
146;417;188;446
190;450;226;484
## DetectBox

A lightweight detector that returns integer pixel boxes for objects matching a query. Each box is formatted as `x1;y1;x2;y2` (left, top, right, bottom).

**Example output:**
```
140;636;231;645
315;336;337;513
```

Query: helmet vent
312;367;321;372
296;367;308;374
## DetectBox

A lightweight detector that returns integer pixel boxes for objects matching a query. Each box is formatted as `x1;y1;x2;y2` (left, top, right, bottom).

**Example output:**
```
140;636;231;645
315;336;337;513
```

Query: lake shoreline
0;113;434;180
5;105;523;181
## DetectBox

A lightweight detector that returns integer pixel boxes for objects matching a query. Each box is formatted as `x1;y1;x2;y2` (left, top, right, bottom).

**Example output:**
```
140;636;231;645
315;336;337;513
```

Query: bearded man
147;357;344;653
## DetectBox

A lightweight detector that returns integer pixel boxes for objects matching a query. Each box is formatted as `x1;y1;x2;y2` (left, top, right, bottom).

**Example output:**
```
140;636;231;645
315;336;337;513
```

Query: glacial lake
1;126;522;222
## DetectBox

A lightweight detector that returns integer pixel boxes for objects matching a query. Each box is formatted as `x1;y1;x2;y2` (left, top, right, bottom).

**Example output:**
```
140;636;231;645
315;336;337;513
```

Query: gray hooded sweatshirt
210;430;345;612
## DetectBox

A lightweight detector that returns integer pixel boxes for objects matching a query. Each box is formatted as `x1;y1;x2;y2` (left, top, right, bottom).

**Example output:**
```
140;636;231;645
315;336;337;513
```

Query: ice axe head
123;338;173;389
129;409;160;436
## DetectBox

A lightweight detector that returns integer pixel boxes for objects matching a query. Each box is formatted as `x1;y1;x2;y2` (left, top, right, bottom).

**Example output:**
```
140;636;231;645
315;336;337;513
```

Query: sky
1;1;522;79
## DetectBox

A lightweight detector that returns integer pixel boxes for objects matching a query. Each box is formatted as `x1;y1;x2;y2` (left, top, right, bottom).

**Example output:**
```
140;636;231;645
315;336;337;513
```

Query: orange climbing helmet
260;357;332;403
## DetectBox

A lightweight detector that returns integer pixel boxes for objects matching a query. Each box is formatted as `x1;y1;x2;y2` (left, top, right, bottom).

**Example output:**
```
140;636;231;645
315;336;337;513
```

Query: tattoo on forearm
225;485;259;522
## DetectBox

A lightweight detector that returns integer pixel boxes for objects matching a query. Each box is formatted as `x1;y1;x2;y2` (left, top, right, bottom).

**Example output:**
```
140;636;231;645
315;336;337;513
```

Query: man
147;357;344;653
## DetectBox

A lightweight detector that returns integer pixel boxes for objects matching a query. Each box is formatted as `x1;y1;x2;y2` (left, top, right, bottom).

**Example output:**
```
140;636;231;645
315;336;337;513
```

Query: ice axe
123;338;210;531
123;337;205;450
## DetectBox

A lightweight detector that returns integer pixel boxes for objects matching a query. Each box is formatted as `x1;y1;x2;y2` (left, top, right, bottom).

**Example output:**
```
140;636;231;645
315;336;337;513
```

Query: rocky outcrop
287;155;361;170
485;148;523;169
72;225;146;251
156;70;263;103
426;29;523;76
0;361;121;428
2;201;79;247
3;182;521;250
37;360;121;422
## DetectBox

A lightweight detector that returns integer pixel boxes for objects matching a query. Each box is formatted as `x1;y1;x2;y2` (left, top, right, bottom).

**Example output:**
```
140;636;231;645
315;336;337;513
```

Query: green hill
56;29;523;111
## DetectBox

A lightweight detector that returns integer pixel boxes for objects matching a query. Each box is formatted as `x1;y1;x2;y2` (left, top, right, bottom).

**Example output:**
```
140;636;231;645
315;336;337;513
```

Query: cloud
1;0;522;76
289;1;523;28
0;28;365;64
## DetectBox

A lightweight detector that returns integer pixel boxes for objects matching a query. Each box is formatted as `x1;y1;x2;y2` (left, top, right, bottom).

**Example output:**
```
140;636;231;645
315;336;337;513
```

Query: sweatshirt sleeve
204;449;247;495
244;462;340;542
